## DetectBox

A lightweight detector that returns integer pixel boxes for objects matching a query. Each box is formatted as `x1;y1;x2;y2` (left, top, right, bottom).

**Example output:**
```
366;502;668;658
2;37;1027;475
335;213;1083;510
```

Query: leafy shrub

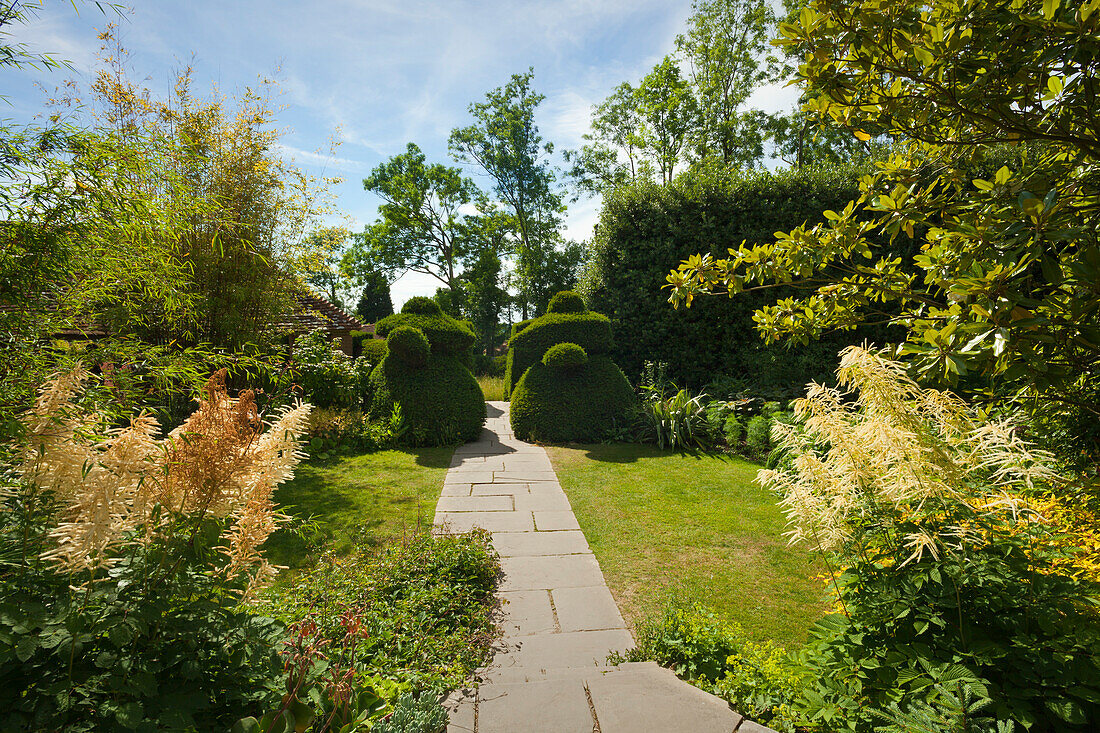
723;415;744;445
504;311;614;398
360;337;389;365
620;602;804;732
581;165;896;389
764;347;1100;730
1;369;310;731
638;388;715;451
292;329;365;410
387;326;431;368
263;531;499;706
542;342;588;369
369;301;485;446
547;290;586;314
510;356;635;443
745;415;771;458
306;408;396;455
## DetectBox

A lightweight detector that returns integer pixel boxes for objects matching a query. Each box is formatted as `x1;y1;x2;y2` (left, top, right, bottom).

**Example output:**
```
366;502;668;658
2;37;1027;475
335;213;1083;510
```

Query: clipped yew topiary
504;310;614;398
547;290;586;314
369;299;484;445
507;291;636;442
510;345;635;443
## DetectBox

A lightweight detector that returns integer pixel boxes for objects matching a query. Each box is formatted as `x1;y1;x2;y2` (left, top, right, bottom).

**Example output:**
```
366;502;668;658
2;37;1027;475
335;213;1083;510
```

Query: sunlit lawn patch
477;375;506;401
265;447;452;571
547;443;827;646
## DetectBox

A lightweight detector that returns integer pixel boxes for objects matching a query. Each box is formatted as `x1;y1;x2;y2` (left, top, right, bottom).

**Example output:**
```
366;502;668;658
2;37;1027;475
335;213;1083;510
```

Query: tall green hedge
581;165;901;389
504;312;614;398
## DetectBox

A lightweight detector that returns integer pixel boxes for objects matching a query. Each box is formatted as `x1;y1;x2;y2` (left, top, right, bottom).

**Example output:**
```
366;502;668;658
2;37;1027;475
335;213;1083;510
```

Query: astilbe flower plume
759;346;1055;564
19;366;311;589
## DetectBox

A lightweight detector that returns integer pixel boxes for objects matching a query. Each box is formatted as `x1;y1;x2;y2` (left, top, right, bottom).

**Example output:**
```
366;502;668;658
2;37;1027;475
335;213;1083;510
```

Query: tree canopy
667;0;1100;443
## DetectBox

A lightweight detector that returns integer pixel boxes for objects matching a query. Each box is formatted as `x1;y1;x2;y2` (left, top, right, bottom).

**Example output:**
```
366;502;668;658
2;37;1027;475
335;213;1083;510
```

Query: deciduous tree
667;0;1100;451
449;70;566;318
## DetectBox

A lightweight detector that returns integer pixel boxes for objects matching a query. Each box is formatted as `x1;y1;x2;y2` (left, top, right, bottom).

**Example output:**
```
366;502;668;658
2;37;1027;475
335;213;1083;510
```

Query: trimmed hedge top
387;326;430;368
375;302;475;354
504;310;614;398
543;342;588;369
547;291;586;314
400;296;442;315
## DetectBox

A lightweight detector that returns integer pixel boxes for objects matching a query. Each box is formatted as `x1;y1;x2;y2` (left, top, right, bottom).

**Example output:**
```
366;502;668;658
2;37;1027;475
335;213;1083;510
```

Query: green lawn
547;443;828;646
265;447;453;571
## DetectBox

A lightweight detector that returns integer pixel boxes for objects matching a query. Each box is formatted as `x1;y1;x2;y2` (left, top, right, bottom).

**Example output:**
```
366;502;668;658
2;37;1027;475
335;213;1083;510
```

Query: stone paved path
437;402;773;733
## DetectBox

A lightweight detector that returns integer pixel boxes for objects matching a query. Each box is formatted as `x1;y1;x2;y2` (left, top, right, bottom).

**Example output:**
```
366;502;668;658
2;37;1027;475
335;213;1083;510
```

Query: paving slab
444;471;496;485
498;554;606;591
435;495;514;513
474;679;594;733
552;585;626;632
496;470;560;482
471;482;529;496
513;491;572;512
587;664;743;733
490;530;591;557
489;628;634;672
434;511;534;534
497;590;557;637
533;510;581;531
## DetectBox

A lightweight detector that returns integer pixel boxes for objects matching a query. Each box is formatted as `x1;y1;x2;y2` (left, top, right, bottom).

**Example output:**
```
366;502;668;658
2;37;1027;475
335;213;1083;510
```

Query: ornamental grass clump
2;367;313;731
19;366;310;591
760;346;1100;730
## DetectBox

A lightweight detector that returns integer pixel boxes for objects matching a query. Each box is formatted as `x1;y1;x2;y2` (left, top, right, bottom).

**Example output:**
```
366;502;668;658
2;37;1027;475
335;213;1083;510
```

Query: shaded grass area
265;447;452;572
477;375;505;401
547;443;828;646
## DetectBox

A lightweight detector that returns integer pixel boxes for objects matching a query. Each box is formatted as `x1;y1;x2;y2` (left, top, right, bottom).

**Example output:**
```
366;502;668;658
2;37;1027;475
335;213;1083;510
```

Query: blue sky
3;0;798;307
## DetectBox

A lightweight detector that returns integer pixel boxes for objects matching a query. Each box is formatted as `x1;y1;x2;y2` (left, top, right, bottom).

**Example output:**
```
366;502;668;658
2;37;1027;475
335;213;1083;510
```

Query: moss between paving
546;443;829;647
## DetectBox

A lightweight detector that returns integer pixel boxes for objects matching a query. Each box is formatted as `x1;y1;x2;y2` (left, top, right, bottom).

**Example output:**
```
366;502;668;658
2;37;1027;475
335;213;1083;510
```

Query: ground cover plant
245;530;499;733
545;443;826;646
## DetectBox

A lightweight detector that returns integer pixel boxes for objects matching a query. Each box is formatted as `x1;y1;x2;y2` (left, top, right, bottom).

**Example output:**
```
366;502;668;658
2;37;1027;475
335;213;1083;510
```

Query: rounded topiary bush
547;290;586;314
510;355;635;443
542;342;588;369
504;308;613;397
375;298;476;355
369;300;485;446
400;296;443;315
386;326;430;368
369;352;484;446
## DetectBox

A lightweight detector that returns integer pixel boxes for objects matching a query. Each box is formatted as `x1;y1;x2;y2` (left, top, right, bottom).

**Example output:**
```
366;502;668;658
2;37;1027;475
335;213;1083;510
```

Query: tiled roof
274;292;372;335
